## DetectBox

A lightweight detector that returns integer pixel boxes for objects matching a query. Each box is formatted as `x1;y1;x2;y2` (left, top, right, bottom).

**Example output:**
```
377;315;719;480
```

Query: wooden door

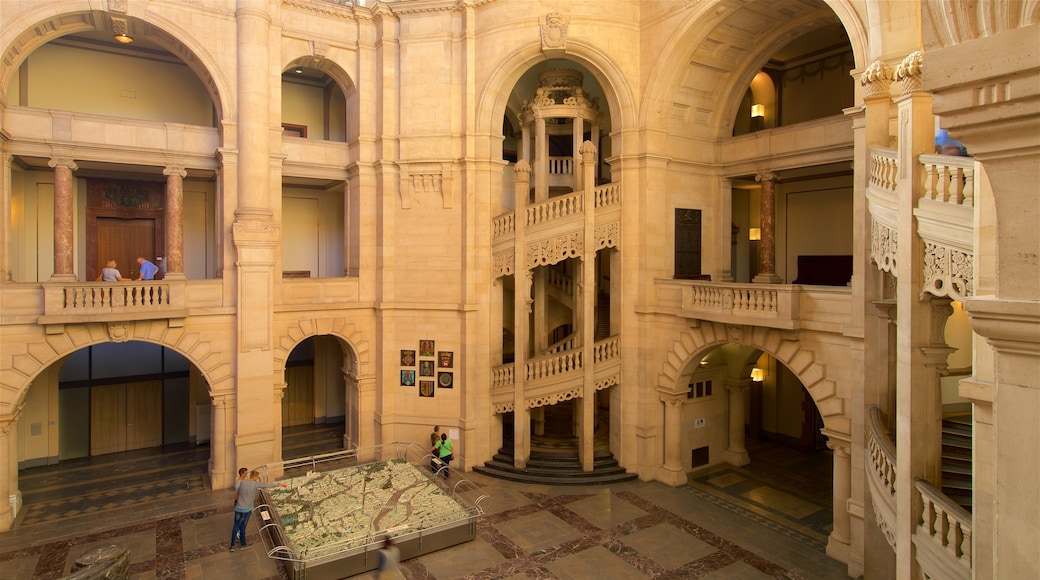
282;366;315;427
90;384;127;456
97;218;155;280
126;381;163;450
674;209;704;279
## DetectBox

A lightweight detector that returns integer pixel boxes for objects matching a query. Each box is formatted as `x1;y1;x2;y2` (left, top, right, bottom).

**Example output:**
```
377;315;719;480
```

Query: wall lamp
748;227;761;241
751;104;764;118
750;367;765;382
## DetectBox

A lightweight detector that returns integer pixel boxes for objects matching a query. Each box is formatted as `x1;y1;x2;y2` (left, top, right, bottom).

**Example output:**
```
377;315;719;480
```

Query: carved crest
540;12;567;51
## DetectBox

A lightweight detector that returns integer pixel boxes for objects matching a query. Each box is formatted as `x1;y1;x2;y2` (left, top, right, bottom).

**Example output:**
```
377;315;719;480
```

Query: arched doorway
281;336;354;459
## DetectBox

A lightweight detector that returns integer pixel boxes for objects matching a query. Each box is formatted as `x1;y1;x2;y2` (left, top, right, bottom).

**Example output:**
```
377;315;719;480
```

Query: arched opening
281;336;358;458
15;341;212;526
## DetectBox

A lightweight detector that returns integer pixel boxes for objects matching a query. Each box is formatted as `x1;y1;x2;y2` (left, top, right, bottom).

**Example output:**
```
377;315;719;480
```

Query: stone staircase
474;446;636;485
941;414;972;512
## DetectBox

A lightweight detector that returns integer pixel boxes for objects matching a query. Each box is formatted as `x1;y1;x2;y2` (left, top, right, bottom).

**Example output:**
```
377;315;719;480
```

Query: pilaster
657;391;687;487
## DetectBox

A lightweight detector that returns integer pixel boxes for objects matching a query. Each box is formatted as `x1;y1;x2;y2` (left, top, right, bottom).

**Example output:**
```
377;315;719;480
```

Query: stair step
473;464;637;486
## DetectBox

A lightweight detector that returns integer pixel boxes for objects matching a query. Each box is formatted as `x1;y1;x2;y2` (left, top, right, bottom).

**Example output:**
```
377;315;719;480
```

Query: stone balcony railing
866;405;973;578
867;147;977;301
491;335;620;412
38;281;188;325
491;181;622;246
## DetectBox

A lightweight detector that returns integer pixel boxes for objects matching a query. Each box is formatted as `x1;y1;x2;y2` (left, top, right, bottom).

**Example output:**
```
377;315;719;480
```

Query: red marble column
48;157;78;280
754;172;782;283
164;166;186;279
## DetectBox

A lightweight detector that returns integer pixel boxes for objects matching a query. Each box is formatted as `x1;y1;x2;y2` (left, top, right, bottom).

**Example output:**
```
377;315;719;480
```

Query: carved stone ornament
311;40;330;59
527;232;583;268
540;12;568;51
870;219;897;275
107;322;131;343
493;403;515;414
922;241;973;302
528;387;581;409
726;324;744;344
595;222;619;250
107;0;129;14
860;60;893;98
493;249;515;279
895;51;924;95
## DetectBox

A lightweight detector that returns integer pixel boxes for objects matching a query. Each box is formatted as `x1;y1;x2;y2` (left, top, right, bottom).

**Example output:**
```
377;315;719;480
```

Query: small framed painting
438;351;453;368
401;370;415;386
419;380;435;397
400;350;416;366
438;372;453;388
419;340;435;357
419;360;435;377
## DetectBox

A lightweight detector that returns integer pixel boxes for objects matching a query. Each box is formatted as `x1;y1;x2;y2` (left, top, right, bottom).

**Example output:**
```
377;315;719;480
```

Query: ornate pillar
826;438;853;561
892;52;938;580
163;166;186;279
572;116;583;191
512;162;531;468
534;113;548;202
658;392;687;486
578;141;597;471
49;157;78;281
724;379;750;466
752;172;781;284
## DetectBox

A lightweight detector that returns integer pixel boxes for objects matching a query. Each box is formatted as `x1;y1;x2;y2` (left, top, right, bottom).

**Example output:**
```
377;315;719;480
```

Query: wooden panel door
91;384;127;456
282;366;315;427
97;218;155;280
126;381;163;451
674;208;704;279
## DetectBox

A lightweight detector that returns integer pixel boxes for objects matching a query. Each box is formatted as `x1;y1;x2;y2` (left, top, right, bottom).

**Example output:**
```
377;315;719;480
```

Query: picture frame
400;350;416;366
438;351;453;368
419;339;435;357
419;380;435;397
401;370;415;386
419;360;434;377
437;372;453;388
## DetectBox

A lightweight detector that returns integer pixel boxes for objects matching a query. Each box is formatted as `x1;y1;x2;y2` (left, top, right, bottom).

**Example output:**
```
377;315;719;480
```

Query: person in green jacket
434;433;453;479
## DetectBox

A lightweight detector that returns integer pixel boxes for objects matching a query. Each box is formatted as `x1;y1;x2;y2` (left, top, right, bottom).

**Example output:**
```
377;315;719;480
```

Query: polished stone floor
0;427;851;579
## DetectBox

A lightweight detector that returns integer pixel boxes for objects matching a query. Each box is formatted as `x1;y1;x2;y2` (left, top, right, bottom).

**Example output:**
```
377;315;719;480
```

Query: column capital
894;51;924;95
859;60;894;98
48;157;78;171
755;172;777;183
579;140;597;162
827;440;851;458
658;391;686;406
164;166;187;178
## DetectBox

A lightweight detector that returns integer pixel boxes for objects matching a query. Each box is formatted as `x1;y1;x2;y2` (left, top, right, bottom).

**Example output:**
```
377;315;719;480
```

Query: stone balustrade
490;335;621;409
870;147;899;193
920;153;975;206
40;281;185;324
526;192;584;227
915;479;972;580
866;406;897;550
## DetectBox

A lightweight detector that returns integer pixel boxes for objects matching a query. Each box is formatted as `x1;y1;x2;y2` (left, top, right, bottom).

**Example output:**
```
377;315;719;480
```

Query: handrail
915;478;972;579
867;406;897;497
45;281;174;316
919;153;975;206
526;191;583;227
870;146;899;193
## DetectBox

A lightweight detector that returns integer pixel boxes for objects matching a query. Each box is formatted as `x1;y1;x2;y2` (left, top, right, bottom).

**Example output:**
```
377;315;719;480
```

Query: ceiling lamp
295;66;304;74
112;17;133;44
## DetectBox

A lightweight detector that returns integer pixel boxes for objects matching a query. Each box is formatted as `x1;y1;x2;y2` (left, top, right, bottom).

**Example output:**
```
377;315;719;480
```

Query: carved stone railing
526;191;583;228
490;335;620;411
914;479;972;580
870;147;899;193
492;212;515;239
916;154;977;302
867;405;897;550
39;281;186;324
547;156;574;176
594;182;621;208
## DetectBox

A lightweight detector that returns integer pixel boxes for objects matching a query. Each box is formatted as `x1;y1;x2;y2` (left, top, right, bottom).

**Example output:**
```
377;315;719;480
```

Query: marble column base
753;273;783;284
826;533;850;563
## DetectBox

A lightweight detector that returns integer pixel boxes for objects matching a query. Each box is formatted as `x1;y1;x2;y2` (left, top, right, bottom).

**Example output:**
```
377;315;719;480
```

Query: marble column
753;172;781;284
534;113;548;202
49;157;78;281
163;166;186;279
725;379;750;466
827;439;853;561
658;392;687;486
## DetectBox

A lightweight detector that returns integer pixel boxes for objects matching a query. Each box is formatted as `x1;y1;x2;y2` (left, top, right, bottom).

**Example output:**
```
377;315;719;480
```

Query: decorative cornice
963;297;1040;356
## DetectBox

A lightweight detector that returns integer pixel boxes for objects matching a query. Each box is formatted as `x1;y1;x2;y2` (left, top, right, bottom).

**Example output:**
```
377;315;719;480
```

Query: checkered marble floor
1;430;850;579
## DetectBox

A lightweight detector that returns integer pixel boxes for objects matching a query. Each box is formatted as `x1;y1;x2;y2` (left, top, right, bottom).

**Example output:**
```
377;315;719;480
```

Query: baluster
946;515;960;557
923;162;937;200
963;165;974;206
961;526;971;561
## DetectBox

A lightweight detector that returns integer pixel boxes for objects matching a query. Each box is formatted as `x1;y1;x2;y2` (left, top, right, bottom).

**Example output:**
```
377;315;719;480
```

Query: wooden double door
90;381;163;456
96;218;156;281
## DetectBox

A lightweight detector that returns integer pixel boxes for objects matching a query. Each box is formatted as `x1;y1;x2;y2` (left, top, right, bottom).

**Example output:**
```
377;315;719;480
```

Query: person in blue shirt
135;257;159;280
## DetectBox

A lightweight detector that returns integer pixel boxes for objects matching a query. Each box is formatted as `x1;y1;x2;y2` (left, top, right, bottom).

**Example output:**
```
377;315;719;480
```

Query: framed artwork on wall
419;340;435;357
419;380;435;397
401;350;416;366
439;351;453;368
401;370;415;386
419;360;434;377
438;372;453;388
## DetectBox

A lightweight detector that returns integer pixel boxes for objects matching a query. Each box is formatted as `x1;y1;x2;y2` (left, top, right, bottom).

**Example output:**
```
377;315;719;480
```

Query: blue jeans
231;509;251;547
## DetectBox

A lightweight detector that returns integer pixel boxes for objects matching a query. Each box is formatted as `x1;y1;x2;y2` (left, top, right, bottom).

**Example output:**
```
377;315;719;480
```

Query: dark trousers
231;509;251;547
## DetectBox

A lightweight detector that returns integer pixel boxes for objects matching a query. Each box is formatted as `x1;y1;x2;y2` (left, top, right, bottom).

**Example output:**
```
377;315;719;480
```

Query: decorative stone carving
726;324;744;344
311;40;329;58
539;12;567;51
528;387;581;408
493;402;515;414
874;503;897;549
922;241;973;301
107;322;131;343
107;0;128;14
401;164;450;209
493;249;514;279
595;222;619;250
860;60;893;98
527;232;583;268
871;219;898;274
895;51;924;95
595;376;619;391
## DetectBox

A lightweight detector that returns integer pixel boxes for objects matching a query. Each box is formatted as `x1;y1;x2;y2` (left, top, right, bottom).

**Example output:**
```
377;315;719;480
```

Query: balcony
491;335;620;412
